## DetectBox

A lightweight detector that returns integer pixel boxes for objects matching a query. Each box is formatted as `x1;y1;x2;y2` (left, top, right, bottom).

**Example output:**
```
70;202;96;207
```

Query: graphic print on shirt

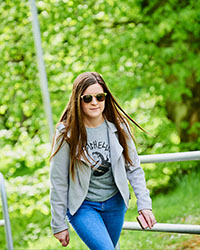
86;140;111;177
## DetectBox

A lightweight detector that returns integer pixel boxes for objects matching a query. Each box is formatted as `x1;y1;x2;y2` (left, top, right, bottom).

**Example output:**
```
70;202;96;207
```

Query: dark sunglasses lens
83;95;92;103
96;94;106;102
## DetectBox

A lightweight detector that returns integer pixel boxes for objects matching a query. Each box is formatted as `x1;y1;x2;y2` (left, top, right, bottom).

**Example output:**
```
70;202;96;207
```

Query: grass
1;170;200;250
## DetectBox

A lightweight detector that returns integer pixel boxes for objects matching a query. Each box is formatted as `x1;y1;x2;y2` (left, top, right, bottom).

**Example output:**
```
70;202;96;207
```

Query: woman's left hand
139;209;157;229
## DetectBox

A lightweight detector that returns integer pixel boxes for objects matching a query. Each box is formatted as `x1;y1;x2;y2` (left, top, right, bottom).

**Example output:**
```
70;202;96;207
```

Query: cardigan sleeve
50;124;70;234
123;124;152;211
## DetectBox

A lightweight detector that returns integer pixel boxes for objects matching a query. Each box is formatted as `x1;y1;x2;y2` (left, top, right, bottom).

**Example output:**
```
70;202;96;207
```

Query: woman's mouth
90;108;99;111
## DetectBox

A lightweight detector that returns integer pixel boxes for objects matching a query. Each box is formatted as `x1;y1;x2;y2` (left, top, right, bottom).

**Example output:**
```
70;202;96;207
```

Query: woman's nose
91;96;98;104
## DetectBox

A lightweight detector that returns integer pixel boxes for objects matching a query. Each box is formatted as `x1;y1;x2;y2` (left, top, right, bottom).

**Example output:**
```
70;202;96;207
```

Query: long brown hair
50;72;145;180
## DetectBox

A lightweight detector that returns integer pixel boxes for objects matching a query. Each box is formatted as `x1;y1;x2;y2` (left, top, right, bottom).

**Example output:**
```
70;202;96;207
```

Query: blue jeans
67;192;127;250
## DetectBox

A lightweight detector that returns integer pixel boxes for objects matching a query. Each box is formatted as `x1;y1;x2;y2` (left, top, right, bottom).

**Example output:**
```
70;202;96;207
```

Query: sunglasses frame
81;92;107;103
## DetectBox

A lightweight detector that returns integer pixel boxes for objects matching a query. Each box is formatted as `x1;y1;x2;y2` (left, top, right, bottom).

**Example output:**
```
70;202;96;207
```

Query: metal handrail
0;173;14;250
123;222;200;234
139;151;200;163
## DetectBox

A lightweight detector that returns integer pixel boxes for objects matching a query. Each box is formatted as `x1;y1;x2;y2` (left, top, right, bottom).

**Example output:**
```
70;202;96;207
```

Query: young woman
50;72;156;250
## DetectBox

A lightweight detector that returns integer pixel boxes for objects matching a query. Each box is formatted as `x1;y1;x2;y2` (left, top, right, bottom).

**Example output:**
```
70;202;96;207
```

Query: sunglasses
81;93;107;103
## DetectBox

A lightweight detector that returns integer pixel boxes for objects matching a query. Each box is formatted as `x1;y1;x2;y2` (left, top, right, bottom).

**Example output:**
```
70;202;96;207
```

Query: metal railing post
28;0;54;141
0;173;14;250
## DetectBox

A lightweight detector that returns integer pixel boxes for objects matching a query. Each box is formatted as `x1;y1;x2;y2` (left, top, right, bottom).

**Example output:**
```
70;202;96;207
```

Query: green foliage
0;0;200;249
1;0;200;150
0;135;50;178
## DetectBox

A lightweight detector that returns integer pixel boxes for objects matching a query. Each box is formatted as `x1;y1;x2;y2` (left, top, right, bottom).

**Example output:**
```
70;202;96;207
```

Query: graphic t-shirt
85;121;118;201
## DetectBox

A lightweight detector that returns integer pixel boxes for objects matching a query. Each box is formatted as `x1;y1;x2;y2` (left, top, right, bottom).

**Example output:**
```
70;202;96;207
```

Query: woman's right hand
54;229;70;247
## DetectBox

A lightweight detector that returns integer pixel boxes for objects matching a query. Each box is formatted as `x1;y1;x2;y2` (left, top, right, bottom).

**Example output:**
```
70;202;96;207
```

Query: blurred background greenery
0;0;199;249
